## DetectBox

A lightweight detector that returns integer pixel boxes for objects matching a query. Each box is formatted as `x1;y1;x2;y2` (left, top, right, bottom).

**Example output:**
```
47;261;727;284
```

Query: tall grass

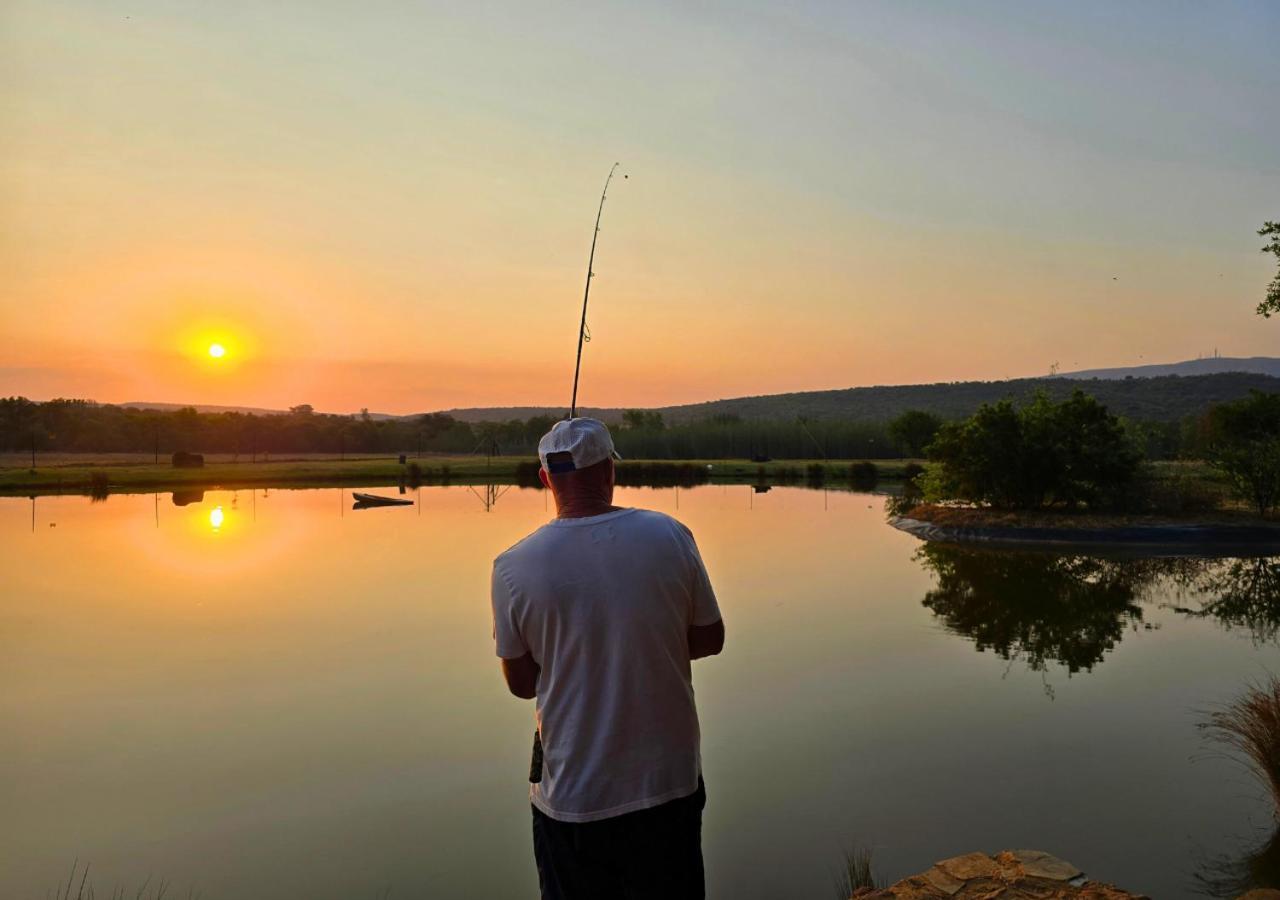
1202;676;1280;812
48;861;396;900
51;860;189;900
1198;680;1280;896
832;844;880;898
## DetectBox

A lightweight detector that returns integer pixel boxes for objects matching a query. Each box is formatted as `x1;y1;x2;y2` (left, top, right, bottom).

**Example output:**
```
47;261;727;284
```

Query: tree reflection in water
1167;556;1280;644
916;544;1280;891
915;546;1280;679
916;546;1148;679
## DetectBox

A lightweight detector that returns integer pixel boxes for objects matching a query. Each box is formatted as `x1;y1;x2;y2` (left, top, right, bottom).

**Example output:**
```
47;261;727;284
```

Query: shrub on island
922;390;1141;510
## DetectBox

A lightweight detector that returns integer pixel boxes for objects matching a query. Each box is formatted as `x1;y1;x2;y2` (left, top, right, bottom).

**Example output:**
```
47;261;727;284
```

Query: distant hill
121;359;1280;426
122;401;289;416
437;372;1280;425
121;401;398;420
1058;356;1280;380
437;406;620;424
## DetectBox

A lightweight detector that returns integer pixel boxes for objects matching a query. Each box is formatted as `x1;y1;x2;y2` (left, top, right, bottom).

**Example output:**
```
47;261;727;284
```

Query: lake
3;485;1277;899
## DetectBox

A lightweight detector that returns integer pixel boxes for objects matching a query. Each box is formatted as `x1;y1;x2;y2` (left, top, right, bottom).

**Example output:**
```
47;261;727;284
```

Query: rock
936;853;1001;882
922;865;967;896
850;850;1146;900
1005;850;1083;882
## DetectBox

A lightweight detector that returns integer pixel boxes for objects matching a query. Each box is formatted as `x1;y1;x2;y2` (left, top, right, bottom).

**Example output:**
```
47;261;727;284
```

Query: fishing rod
569;162;626;418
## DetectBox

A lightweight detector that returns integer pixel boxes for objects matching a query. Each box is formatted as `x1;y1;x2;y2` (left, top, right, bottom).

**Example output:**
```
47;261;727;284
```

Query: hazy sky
3;1;1277;413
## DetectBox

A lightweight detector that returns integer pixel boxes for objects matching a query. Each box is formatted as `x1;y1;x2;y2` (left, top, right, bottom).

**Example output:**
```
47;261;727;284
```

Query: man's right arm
689;619;725;660
678;521;724;660
501;653;541;699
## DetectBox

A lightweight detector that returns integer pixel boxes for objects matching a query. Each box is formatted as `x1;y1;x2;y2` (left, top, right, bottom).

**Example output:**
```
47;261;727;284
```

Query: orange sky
3;2;1277;414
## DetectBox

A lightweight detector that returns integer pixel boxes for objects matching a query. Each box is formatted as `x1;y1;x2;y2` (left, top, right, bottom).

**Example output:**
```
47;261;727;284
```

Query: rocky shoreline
852;850;1141;899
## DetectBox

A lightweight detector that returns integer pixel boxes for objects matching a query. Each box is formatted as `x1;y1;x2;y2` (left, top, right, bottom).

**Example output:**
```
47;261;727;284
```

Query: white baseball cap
538;418;622;474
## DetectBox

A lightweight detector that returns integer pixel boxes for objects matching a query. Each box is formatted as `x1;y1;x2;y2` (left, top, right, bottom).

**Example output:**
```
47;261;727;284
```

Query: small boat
352;492;414;508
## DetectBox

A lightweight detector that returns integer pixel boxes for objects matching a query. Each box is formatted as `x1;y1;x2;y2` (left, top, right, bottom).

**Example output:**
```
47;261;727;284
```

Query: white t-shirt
491;507;721;823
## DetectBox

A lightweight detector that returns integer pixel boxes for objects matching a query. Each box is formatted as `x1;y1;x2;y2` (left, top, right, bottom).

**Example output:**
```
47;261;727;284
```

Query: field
0;454;923;495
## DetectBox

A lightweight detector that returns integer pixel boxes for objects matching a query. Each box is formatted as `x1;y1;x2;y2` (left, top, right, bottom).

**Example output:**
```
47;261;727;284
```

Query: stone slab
1006;849;1083;882
936;852;1001;881
850;850;1147;900
921;865;966;896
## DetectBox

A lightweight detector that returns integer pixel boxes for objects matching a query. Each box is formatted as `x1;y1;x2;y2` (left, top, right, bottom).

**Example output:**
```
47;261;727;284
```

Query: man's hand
688;619;725;660
501;652;541;699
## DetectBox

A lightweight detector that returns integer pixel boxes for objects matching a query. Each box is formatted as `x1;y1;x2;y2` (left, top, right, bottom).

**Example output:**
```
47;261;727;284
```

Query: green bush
925;391;1142;509
849;461;879;489
1204;391;1280;516
88;470;109;501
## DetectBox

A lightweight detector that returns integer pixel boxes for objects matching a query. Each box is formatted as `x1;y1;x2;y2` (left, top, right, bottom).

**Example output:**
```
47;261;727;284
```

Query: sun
208;342;226;359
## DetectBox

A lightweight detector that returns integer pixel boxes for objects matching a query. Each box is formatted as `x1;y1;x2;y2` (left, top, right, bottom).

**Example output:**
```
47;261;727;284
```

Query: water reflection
916;545;1148;677
5;487;1279;900
1167;556;1280;643
915;546;1280;679
467;482;510;512
1195;821;1280;897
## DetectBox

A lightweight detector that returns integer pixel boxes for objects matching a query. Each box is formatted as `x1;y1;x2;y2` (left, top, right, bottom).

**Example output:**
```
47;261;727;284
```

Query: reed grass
1201;676;1280;813
51;860;188;900
832;844;881;898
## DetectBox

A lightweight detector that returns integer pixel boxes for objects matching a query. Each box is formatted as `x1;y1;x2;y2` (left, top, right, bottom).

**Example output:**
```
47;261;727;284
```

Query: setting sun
208;343;226;359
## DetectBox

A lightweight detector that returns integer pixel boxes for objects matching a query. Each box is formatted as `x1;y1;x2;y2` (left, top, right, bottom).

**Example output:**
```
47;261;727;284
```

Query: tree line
0;394;1269;473
918;389;1280;516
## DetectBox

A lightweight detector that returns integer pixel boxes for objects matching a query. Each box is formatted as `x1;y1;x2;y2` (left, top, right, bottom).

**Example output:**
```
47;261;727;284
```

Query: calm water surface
3;485;1278;898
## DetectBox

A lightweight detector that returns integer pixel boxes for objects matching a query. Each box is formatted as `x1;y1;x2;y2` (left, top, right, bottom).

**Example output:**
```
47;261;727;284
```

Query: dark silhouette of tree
1258;221;1280;319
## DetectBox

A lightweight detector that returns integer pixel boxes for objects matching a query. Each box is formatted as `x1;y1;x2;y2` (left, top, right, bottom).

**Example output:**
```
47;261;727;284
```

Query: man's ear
538;467;551;489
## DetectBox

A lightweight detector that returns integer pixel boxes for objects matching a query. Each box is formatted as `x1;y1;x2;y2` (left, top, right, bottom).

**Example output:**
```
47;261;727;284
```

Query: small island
889;389;1280;551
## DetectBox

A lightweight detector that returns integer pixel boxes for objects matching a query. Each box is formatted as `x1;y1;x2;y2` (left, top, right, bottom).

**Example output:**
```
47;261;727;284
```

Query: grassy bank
0;455;924;495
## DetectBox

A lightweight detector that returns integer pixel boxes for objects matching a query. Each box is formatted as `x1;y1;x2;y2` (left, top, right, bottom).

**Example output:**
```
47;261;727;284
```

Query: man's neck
555;500;619;519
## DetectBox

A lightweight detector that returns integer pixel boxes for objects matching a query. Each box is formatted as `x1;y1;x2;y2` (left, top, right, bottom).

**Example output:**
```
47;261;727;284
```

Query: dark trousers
531;779;706;900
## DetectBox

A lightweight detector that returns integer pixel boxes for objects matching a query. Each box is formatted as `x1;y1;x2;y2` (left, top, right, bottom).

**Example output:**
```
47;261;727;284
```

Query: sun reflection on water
209;505;224;531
